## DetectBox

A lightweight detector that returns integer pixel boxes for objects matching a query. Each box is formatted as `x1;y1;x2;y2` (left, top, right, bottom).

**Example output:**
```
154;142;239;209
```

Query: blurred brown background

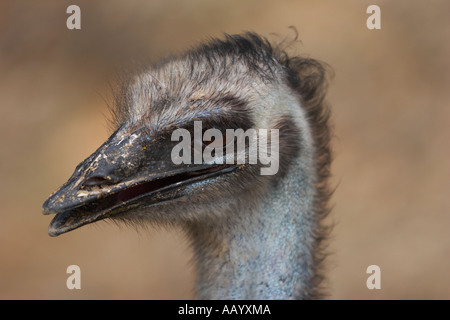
1;0;449;299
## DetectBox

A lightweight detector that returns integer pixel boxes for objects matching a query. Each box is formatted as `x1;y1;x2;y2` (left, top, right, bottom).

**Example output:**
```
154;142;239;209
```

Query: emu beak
42;126;236;237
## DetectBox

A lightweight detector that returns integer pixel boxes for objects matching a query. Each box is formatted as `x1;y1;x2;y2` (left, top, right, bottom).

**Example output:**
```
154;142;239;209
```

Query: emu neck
188;159;317;299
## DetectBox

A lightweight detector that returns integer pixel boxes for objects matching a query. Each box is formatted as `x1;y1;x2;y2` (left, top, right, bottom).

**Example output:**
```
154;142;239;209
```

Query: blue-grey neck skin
189;155;317;299
182;83;320;300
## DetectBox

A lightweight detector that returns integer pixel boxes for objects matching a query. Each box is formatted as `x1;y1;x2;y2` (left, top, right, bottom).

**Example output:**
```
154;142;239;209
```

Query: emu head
42;33;329;238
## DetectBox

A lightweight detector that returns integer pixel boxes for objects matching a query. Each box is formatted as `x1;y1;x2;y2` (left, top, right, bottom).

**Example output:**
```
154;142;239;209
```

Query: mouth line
99;164;235;207
48;164;237;236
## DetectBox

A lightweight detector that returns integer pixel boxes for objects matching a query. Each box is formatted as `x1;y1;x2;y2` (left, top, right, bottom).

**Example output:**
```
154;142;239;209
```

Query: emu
42;33;332;299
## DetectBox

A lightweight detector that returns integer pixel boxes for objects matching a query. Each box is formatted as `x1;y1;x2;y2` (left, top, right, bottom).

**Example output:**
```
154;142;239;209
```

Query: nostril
83;176;113;187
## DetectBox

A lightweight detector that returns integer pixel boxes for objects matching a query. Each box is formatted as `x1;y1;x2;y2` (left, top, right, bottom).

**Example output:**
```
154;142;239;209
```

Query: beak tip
42;195;57;215
48;218;63;237
48;228;60;237
47;209;100;237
